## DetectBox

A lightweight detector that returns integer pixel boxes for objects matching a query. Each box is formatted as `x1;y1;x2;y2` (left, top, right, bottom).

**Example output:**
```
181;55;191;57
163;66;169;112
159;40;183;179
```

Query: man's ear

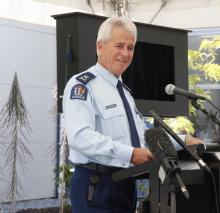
96;41;103;54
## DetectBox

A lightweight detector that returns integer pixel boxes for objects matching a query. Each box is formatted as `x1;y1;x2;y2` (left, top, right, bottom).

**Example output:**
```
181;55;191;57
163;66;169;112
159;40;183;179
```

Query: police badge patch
70;84;88;100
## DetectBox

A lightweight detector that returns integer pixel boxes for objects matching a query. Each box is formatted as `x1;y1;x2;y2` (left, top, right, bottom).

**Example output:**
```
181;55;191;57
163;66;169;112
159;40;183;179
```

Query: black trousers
70;166;137;213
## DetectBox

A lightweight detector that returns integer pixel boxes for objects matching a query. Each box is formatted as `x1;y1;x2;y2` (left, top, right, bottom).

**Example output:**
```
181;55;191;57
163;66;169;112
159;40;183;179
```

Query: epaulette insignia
70;84;88;101
76;72;96;84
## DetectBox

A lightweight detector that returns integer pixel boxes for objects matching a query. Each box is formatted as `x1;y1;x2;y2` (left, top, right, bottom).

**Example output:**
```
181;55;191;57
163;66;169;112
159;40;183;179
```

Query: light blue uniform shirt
63;63;184;168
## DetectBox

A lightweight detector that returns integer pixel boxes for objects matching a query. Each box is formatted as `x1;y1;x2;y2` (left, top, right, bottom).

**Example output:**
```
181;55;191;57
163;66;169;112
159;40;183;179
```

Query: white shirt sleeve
63;80;133;168
169;134;186;151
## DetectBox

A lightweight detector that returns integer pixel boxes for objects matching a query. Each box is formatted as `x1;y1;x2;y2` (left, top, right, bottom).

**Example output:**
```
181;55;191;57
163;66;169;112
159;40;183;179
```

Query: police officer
63;16;202;213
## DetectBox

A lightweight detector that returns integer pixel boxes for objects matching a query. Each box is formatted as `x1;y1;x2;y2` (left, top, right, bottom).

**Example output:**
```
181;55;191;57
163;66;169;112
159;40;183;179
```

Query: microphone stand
190;99;220;126
150;110;211;173
161;158;189;213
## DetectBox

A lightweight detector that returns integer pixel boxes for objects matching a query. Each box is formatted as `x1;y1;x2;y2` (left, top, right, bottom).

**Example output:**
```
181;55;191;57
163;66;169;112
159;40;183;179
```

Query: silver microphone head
165;84;175;95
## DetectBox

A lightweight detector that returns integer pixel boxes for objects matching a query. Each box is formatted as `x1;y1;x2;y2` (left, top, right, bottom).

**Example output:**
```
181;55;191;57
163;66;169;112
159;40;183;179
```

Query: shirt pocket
99;107;127;140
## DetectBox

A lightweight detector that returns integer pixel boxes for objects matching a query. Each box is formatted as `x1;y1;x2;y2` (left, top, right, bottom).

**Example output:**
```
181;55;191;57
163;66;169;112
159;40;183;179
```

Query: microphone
144;127;177;160
149;110;211;173
165;84;207;100
145;127;189;199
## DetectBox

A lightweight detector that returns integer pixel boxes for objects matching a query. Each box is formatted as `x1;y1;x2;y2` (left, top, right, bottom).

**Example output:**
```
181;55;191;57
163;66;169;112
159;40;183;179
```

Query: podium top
112;161;157;182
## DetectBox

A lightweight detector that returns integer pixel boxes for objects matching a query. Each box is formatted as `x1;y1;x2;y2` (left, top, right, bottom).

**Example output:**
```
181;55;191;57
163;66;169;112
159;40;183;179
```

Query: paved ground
0;198;65;213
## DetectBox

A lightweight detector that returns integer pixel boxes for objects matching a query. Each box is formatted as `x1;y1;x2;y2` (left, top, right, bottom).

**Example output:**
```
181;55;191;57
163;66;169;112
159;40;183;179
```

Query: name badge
106;104;117;110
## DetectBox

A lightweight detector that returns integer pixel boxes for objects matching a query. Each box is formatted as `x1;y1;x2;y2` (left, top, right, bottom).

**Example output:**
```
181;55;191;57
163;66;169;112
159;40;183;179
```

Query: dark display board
52;12;189;117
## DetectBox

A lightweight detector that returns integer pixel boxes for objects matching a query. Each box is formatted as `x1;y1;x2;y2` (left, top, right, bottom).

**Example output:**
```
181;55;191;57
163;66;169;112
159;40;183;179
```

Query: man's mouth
117;59;127;64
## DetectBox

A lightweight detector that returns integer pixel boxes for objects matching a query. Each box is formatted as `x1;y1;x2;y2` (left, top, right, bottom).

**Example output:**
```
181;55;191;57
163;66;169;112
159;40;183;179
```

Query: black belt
76;163;122;174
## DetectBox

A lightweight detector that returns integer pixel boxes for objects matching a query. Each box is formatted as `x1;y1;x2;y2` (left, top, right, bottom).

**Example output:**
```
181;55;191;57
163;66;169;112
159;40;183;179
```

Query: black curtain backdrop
123;42;175;102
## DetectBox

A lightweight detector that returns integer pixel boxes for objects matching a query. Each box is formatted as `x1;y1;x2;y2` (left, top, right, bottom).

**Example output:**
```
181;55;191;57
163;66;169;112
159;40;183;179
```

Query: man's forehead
110;39;135;46
111;27;135;38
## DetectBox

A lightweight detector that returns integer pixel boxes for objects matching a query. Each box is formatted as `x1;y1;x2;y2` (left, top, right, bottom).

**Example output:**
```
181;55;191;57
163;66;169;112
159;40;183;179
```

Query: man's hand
131;148;153;165
185;135;203;146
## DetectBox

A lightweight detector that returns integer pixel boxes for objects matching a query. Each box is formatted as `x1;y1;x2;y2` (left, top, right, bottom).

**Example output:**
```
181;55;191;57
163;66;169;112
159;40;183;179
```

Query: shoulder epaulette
76;72;96;85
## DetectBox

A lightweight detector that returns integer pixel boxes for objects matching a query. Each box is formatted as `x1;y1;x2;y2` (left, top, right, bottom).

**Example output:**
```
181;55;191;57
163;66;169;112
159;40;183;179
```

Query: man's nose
121;47;129;57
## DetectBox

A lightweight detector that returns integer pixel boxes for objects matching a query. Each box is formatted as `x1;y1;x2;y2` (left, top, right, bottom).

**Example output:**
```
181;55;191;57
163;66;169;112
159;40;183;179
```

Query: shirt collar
95;63;121;87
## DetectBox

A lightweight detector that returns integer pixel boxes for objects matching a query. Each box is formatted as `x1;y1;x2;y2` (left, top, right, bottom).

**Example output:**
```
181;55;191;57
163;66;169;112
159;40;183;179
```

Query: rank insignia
76;72;96;84
70;84;88;100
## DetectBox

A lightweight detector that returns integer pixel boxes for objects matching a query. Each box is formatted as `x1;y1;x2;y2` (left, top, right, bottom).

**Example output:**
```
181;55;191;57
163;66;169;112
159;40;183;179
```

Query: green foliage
188;36;220;83
167;35;220;134
164;117;195;135
189;74;201;86
203;63;220;81
58;163;73;188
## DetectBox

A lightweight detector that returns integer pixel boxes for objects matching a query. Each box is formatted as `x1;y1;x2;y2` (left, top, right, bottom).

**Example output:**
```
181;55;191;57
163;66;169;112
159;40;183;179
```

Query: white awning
0;0;220;29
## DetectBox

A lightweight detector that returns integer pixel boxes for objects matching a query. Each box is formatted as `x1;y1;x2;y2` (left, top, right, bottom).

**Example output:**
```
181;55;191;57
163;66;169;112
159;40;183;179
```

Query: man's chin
114;69;126;77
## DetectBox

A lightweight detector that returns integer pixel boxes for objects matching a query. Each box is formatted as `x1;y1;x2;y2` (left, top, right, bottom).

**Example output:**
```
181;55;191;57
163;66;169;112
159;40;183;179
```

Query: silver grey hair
96;16;137;43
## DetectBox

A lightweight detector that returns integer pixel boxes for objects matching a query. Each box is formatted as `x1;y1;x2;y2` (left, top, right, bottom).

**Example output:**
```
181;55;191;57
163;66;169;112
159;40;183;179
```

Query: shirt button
121;162;125;167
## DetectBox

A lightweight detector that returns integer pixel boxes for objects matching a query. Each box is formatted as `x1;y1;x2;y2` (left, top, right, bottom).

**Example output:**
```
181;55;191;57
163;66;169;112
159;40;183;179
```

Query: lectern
112;150;220;213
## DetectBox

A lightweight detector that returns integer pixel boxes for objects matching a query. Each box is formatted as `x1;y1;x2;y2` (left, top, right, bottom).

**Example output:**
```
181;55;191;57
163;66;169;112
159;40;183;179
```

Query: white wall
0;18;57;201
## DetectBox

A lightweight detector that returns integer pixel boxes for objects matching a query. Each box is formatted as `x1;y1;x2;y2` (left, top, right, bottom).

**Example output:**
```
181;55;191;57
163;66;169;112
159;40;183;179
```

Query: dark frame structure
52;12;189;117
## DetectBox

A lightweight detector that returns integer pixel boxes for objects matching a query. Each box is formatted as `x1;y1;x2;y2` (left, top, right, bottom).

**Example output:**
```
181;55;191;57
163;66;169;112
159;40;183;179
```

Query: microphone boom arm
149;110;211;173
190;99;220;126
